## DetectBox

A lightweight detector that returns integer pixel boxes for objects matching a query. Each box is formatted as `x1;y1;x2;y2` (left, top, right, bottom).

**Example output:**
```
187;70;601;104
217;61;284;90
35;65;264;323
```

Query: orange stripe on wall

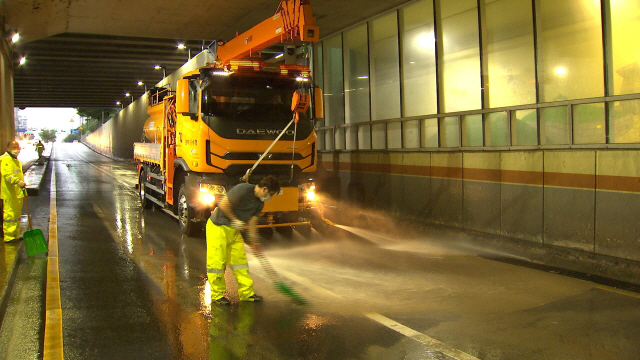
501;170;544;186
404;165;431;177
463;168;501;182
431;166;463;179
597;175;640;193
545;172;595;189
321;161;640;193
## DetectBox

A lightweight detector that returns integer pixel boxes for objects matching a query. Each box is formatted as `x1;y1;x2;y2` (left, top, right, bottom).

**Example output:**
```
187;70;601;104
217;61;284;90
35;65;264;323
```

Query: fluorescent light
19;57;26;65
357;76;369;79
11;33;19;44
274;53;284;59
555;67;567;76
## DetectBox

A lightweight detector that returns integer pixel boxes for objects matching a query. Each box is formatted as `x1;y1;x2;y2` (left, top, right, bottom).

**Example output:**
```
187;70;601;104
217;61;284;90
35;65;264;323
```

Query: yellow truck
133;0;322;236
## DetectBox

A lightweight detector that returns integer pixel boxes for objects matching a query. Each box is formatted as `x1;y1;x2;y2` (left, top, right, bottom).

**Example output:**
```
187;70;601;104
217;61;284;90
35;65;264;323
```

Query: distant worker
206;175;281;305
35;140;45;164
1;141;26;243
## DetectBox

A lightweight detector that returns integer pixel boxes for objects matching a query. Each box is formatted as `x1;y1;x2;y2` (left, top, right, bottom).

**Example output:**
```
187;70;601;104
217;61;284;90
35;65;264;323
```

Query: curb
0;242;24;329
0;151;51;328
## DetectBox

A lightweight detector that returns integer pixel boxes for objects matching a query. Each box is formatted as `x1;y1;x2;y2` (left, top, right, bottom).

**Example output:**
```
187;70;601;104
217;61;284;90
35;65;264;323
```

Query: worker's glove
17;180;25;188
231;219;246;231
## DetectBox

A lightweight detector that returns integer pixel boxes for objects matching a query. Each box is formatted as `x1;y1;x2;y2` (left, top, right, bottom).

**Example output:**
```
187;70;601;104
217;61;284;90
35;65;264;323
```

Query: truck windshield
201;73;310;124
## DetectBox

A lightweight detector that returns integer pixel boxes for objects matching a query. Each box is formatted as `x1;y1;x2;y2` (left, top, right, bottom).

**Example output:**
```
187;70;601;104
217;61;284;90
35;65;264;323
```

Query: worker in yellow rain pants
206;175;281;305
1;141;26;243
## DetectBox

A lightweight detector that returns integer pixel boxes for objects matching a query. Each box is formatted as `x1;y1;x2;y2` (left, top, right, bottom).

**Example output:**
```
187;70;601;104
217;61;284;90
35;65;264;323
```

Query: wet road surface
39;143;640;359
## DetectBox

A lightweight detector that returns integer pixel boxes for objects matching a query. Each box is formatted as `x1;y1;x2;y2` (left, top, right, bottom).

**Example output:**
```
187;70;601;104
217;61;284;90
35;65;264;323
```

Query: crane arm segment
215;0;319;66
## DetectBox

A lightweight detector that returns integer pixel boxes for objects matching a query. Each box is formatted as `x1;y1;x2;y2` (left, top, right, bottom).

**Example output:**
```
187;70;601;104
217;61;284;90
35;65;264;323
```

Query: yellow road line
594;284;640;299
44;161;64;360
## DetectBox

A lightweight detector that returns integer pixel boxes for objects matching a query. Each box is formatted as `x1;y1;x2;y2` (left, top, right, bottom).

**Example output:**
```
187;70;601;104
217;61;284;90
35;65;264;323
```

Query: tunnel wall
0;38;15;152
318;149;640;262
85;51;216;158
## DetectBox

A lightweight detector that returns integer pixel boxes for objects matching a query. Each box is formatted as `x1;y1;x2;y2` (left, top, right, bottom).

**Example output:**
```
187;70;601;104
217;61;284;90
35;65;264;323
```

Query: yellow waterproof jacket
0;152;24;200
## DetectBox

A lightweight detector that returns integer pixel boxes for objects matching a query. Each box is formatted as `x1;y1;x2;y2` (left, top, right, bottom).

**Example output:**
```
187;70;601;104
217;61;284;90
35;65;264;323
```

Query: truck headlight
201;192;216;204
299;183;316;203
305;185;316;201
199;184;226;205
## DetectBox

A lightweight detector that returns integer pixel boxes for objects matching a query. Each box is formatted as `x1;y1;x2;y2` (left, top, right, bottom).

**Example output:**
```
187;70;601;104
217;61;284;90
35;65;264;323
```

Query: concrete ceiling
2;0;410;108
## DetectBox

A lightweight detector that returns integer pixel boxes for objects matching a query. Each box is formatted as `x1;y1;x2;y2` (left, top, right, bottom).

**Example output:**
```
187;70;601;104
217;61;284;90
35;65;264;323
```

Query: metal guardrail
148;87;175;107
316;93;640;152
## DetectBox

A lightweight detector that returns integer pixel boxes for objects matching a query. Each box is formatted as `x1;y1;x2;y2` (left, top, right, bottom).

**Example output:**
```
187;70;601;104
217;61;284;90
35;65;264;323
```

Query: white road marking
364;313;480;360
72;146;137;190
256;262;479;360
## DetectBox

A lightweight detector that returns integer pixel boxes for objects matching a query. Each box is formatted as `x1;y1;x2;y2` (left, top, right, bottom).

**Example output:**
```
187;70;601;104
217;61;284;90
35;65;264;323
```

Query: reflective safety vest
0;152;24;200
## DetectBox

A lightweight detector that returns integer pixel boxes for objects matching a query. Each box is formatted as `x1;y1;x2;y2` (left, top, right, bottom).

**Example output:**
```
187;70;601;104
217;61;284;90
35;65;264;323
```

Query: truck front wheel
177;184;202;237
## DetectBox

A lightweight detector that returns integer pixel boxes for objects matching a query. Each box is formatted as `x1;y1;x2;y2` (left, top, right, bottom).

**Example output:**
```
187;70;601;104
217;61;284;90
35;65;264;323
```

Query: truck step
145;182;165;195
148;172;165;181
145;194;165;208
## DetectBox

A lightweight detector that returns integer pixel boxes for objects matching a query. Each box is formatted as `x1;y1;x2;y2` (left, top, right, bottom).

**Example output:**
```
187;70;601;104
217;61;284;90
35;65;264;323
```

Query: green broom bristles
275;281;307;305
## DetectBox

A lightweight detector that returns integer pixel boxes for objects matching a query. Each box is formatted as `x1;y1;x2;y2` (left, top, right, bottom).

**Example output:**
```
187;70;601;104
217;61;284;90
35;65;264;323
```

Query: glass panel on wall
485;112;509;147
484;0;536;107
323;35;344;151
313;42;324;129
461;114;483;147
540;106;570;145
536;1;604;102
335;127;345;150
403;120;420;148
609;99;640;143
325;128;335;150
359;124;372;149
317;129;325;150
611;1;640;95
372;124;385;149
370;12;401;120
574;103;605;144
441;0;482;112
422;118;439;147
511;109;538;146
343;24;371;150
400;0;437;117
440;116;461;147
388;122;402;149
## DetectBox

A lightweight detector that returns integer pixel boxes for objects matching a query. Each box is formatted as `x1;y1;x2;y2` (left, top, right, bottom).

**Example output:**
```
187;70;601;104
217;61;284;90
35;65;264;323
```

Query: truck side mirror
176;79;190;114
313;87;324;119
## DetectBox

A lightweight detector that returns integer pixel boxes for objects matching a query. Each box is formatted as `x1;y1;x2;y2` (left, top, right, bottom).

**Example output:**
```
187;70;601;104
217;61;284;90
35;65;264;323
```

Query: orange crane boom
215;0;319;65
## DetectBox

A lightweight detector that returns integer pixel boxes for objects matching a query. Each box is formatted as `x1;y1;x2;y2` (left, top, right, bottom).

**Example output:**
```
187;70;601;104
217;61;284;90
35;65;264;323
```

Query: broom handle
249;245;282;283
23;190;32;231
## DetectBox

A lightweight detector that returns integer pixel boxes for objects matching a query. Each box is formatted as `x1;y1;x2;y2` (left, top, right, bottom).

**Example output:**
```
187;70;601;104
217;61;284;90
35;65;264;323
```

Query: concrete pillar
0;37;15;152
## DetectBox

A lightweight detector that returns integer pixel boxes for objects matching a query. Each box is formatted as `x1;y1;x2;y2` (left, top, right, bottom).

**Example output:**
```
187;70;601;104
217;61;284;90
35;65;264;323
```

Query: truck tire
177;184;202;237
139;170;153;209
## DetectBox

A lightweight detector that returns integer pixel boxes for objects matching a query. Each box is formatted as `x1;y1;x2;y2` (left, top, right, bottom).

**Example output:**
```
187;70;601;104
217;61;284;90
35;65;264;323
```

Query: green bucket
24;228;48;256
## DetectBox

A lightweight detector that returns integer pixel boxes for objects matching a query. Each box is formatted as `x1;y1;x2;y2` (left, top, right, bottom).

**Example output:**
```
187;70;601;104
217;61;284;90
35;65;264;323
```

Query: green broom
23;191;48;257
249;243;307;305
